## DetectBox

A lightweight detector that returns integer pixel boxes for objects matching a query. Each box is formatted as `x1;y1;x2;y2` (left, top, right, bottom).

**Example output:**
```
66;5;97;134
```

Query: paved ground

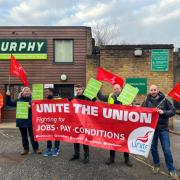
173;114;180;132
0;127;179;180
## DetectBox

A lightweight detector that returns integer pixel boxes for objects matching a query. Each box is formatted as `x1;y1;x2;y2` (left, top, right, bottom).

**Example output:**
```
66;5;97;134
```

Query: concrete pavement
0;128;179;180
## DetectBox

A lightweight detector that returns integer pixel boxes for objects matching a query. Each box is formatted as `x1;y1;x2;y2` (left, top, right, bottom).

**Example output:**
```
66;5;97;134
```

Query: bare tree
92;23;121;46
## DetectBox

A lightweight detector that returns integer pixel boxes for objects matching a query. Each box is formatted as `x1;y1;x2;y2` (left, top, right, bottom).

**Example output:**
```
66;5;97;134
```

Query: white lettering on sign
9;42;17;51
73;104;98;116
0;41;45;52
103;108;152;123
19;42;26;51
27;42;36;51
36;103;70;113
37;42;44;51
1;42;9;51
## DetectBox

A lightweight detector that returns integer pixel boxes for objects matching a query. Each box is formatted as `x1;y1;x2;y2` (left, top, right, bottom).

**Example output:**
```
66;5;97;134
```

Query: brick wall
86;45;174;104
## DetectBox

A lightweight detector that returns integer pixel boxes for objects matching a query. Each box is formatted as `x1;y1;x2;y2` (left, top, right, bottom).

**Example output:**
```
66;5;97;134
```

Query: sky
0;0;180;49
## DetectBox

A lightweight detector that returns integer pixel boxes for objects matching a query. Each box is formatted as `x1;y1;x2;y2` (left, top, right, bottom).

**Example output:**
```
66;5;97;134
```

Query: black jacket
6;95;32;128
142;92;176;130
70;94;96;101
97;91;122;105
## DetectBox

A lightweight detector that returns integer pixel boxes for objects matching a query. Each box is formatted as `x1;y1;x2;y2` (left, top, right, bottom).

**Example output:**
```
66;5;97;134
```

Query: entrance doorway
54;84;74;98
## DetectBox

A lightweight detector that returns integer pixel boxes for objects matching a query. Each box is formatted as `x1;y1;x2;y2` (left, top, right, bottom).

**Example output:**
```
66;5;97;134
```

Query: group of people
5;83;178;180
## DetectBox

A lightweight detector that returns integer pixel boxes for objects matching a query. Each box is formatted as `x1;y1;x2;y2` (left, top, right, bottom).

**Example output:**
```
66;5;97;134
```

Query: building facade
0;26;176;122
0;26;92;122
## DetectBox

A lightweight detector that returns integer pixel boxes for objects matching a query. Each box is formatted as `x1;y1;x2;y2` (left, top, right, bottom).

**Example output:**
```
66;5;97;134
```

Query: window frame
53;39;74;64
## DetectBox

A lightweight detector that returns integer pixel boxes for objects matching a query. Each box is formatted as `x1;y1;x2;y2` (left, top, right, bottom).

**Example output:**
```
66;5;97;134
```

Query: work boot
20;149;29;155
124;157;133;167
152;165;160;174
82;154;89;164
105;157;115;165
69;154;80;161
33;149;42;154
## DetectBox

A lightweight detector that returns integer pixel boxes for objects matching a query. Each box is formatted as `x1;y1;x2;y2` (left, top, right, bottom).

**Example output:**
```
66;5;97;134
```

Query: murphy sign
0;39;47;60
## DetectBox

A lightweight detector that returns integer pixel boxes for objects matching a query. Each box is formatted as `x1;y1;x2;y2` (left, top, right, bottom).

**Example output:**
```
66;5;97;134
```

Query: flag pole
156;97;166;108
8;54;12;91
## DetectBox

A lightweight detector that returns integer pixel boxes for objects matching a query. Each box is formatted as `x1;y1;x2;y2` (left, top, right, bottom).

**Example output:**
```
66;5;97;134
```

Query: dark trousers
19;127;39;151
47;141;60;149
74;143;89;156
110;150;129;159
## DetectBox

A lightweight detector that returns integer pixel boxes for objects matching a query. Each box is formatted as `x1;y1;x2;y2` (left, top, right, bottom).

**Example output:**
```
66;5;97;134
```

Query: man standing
97;84;133;166
142;85;178;180
69;84;95;164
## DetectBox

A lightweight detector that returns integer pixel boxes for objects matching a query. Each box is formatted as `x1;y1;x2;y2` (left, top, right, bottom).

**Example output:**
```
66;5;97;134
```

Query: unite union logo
128;127;154;157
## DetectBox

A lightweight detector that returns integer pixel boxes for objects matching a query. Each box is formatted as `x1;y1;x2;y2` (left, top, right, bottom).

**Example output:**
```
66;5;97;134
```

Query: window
54;40;73;63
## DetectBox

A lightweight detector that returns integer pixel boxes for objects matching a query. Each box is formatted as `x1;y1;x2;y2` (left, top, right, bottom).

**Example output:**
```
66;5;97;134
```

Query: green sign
117;83;139;105
0;39;47;60
32;84;44;100
151;49;169;71
126;78;147;95
83;78;102;100
16;102;29;119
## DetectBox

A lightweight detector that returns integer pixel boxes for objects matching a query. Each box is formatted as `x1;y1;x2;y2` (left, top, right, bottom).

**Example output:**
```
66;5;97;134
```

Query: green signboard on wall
126;78;147;95
151;49;169;71
0;39;47;60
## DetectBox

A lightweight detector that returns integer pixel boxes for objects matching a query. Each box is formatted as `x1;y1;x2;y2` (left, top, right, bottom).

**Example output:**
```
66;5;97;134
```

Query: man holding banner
97;84;133;166
6;87;42;155
69;84;96;164
142;85;178;180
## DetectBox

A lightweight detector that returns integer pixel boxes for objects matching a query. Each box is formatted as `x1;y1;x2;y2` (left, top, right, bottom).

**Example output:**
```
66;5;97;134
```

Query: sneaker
169;171;179;180
152;166;160;174
43;148;52;157
124;157;133;167
53;148;59;157
69;154;80;161
105;158;115;165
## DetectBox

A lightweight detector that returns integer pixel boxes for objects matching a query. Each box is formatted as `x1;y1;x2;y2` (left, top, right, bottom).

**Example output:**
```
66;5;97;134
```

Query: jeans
151;129;175;171
47;141;60;149
19;127;39;151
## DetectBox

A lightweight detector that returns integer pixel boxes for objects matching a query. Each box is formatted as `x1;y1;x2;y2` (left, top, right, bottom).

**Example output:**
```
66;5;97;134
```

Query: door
54;84;74;98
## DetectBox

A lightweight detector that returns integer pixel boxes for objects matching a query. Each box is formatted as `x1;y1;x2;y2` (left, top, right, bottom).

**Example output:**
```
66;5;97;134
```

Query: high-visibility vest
108;93;115;104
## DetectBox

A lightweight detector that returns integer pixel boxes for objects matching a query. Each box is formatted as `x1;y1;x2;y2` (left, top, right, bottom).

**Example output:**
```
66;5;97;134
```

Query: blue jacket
6;95;32;128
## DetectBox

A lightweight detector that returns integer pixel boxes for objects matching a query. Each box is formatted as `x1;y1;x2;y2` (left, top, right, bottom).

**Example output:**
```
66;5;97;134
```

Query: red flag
10;54;29;86
168;82;180;102
96;67;124;88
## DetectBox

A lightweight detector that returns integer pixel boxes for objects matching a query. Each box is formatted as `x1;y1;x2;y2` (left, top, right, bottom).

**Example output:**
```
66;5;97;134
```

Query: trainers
53;148;59;157
43;148;52;157
124;157;133;167
69;154;80;161
105;158;115;165
152;166;160;174
169;171;179;180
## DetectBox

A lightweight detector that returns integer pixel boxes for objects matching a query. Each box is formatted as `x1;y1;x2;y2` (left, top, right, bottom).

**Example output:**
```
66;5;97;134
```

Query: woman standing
6;87;42;155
